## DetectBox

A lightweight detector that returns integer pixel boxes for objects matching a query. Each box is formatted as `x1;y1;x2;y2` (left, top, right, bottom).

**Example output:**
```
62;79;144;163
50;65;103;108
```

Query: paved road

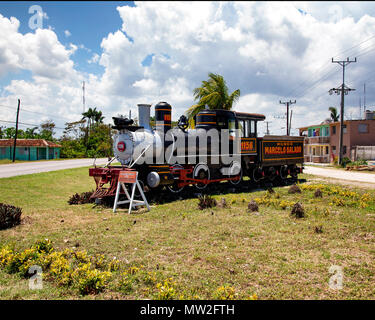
0;158;108;178
304;165;375;184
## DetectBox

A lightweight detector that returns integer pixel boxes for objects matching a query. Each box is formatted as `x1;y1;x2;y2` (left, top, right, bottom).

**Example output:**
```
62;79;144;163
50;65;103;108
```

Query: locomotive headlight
117;141;126;152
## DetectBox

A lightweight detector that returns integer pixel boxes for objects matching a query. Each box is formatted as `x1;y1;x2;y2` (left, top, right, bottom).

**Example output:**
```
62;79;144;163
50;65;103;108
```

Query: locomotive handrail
129;145;151;169
104;157;116;167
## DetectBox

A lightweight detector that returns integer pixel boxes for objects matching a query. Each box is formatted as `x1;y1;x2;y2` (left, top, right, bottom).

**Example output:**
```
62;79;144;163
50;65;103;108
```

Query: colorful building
0;139;61;161
299;117;375;163
299;121;331;163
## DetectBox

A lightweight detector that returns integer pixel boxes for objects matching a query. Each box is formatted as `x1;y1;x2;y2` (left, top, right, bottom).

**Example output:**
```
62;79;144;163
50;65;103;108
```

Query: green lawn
0;168;374;300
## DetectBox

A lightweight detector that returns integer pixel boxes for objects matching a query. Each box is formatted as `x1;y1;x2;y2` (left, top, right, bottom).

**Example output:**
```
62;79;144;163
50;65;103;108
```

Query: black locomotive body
89;102;304;198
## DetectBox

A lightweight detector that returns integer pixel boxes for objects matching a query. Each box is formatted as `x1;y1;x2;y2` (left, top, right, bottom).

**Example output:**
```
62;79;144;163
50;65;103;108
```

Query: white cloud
88;53;99;64
64;29;71;37
1;2;375;136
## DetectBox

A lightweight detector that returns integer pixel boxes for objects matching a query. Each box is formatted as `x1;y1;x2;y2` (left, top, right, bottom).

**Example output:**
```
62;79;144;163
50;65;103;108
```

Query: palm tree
186;73;241;126
329;106;339;122
82;107;97;131
94;110;105;125
24;126;38;139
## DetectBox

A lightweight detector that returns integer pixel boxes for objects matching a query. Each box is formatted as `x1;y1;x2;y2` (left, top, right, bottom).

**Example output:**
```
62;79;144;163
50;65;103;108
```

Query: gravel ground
0;158;108;178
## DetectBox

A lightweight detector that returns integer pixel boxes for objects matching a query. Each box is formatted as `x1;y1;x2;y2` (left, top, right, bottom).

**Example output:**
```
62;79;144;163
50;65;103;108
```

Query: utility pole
363;83;366;117
329;57;357;165
289;110;293;135
264;121;271;135
279;99;296;135
12;99;21;163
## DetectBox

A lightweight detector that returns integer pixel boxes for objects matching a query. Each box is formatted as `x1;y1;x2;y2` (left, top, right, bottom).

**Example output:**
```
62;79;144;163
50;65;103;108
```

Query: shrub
77;269;111;295
6;248;39;276
119;272;134;294
248;200;259;212
341;157;351;168
213;285;236;300
0;246;14;268
197;195;217;210
33;239;54;254
217;198;227;208
73;250;90;264
279;200;290;210
288;184;301;194
155;278;177;300
0;203;22;230
314;189;323;198
108;258;121;272
291;202;305;218
68;191;95;205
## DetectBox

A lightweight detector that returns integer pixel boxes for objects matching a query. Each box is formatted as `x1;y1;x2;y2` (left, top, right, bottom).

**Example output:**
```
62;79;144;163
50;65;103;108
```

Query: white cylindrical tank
113;129;163;165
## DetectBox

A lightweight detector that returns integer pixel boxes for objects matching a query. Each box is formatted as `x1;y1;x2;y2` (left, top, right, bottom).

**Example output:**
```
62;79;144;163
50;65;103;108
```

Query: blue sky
1;2;375;136
0;1;133;78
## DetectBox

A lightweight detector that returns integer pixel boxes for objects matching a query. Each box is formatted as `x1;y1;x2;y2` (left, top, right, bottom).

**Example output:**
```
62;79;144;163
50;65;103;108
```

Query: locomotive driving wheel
229;161;243;185
280;165;288;180
167;164;185;194
193;163;210;190
252;167;263;183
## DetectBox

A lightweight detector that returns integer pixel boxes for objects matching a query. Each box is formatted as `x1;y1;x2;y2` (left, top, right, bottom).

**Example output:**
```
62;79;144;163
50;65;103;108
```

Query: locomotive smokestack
138;104;151;130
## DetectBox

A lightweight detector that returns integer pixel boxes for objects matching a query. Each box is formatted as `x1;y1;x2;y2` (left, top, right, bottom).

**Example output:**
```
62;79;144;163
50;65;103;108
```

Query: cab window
229;118;236;137
238;120;245;137
249;120;256;137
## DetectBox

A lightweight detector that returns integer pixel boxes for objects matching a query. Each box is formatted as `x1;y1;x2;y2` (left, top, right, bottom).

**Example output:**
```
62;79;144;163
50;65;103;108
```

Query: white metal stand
113;172;150;214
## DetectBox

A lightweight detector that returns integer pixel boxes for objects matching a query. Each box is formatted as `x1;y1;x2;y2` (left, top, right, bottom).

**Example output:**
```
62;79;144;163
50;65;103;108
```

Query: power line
0;119;65;130
285;34;375;100
0;103;72;122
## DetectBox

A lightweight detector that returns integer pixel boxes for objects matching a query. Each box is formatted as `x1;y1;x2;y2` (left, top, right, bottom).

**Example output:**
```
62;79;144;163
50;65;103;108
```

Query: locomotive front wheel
168;164;185;193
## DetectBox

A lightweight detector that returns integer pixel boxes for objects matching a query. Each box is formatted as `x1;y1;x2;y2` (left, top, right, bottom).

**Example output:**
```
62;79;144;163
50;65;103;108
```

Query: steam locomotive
89;102;304;199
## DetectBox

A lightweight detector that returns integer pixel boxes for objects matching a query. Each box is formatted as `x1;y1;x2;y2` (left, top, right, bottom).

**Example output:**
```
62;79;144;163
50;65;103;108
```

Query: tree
329;107;339;122
82;107;96;132
24;127;38;139
4;127;17;139
94;110;105;125
186;73;241;126
39;120;56;141
63;119;86;140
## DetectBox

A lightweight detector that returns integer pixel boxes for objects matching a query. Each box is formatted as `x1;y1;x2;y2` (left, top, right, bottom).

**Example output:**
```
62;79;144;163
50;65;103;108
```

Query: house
299;121;331;163
299;115;375;163
0;139;62;161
